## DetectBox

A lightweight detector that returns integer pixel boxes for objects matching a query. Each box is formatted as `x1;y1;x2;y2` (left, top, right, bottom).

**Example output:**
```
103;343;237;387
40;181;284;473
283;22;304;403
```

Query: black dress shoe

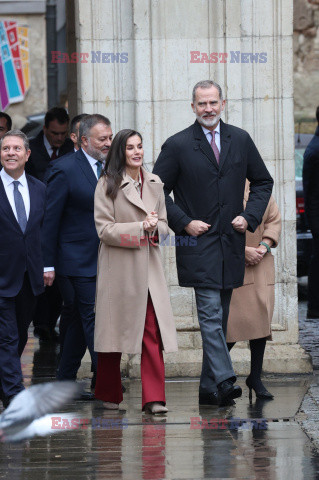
199;392;219;406
246;376;274;401
77;391;95;401
217;380;242;406
2;394;16;409
307;309;319;319
199;391;235;406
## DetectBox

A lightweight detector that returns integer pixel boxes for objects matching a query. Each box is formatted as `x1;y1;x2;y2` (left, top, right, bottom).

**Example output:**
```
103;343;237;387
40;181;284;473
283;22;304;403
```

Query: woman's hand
245;246;264;266
143;212;158;233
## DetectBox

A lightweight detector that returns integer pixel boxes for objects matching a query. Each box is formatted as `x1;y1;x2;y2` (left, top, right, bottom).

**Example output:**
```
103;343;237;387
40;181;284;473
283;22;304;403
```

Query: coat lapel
140;168;163;213
77;149;98;190
219;120;231;172
0;176;23;233
120;172;147;214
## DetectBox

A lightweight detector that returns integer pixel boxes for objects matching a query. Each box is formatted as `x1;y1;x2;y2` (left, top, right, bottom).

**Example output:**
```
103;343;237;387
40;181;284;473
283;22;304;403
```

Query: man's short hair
0;129;29;151
79;114;111;141
192;80;223;103
0;112;12;131
70;113;89;134
316;106;319;124
44;107;69;128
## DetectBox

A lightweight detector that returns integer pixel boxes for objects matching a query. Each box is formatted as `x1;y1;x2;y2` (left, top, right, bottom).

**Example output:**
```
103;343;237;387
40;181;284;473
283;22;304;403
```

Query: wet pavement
1;301;319;479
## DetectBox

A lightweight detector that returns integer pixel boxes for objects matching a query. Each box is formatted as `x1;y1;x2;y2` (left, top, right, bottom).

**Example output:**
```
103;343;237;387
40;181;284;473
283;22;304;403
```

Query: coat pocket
243;267;254;285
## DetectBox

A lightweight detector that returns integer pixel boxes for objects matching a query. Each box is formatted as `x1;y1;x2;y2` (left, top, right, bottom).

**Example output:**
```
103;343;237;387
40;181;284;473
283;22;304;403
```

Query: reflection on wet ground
1;333;319;479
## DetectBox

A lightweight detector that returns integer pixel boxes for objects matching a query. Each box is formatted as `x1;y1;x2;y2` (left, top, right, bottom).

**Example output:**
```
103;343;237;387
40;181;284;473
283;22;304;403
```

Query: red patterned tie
210;131;220;164
51;147;58;160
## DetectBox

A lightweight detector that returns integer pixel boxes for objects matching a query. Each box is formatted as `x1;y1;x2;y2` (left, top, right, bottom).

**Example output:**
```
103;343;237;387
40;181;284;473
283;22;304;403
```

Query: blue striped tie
95;161;103;178
13;181;27;233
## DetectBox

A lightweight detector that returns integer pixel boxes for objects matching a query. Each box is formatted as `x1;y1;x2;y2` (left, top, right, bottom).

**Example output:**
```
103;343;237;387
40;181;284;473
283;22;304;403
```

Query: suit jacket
153;120;273;289
0;174;46;297
303;126;319;236
25;131;74;182
42;148;100;277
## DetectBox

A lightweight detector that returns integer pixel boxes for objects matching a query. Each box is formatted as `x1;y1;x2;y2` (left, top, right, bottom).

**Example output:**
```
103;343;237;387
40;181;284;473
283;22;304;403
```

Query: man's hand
44;271;55;287
185;220;211;236
245;246;263;266
231;216;248;233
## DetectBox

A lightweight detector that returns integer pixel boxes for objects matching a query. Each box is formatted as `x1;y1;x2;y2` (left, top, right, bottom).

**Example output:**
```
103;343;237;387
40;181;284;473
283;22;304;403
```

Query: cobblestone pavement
297;292;319;455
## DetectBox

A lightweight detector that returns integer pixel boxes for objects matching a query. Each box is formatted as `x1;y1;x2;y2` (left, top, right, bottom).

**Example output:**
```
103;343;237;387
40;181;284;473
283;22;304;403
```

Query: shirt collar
81;148;101;168
43;134;55;154
127;172;142;189
201;121;220;137
0;168;27;187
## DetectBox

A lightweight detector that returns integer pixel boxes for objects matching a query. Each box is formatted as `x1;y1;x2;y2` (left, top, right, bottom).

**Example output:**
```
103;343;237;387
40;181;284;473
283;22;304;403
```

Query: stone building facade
294;0;319;120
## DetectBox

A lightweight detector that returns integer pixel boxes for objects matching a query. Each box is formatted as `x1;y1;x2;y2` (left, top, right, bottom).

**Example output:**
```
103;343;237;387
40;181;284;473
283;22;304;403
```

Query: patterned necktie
13;181;27;233
51;147;58;160
210;131;220;164
96;161;103;178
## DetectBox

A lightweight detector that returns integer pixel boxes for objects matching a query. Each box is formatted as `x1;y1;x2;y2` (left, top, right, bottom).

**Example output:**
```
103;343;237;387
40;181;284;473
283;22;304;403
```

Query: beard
86;139;108;162
196;112;221;128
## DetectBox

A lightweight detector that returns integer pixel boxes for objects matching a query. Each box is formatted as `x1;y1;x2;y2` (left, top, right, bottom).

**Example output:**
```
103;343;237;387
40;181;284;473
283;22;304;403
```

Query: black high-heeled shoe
246;376;274;401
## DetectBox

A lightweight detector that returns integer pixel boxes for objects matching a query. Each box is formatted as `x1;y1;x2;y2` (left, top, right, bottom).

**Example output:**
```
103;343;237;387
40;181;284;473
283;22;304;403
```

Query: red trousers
95;294;165;409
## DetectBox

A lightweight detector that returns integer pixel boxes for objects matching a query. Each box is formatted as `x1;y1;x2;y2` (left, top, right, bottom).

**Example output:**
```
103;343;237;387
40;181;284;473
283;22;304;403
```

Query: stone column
73;0;311;377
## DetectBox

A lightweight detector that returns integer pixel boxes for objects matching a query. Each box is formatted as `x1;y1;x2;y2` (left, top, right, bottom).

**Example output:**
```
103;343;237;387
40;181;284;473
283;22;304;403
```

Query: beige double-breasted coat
94;167;178;354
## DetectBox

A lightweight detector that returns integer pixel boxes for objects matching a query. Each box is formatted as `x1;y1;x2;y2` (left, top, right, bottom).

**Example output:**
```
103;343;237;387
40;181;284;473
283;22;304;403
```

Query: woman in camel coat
94;129;178;414
227;184;281;400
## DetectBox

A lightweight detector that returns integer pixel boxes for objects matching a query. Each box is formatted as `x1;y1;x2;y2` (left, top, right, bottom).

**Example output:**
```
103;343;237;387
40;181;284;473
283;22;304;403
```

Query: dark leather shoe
199;391;235;406
199;392;219;405
2;394;16;409
217;380;242;406
77;391;95;401
307;309;319;319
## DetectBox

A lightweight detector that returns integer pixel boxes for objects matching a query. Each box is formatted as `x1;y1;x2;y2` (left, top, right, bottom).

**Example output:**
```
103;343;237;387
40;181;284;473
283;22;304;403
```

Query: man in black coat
25;107;73;342
303;106;319;318
0;130;45;408
153;80;273;406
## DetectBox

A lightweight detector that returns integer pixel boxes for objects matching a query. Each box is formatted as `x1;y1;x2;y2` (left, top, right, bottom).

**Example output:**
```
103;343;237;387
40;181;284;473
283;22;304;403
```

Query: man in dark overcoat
303;106;319;319
153;80;273;406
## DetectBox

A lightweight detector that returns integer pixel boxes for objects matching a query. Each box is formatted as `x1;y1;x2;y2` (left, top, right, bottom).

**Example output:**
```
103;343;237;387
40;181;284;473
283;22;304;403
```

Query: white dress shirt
0;169;30;221
43;134;60;158
81;148;101;179
201;122;221;152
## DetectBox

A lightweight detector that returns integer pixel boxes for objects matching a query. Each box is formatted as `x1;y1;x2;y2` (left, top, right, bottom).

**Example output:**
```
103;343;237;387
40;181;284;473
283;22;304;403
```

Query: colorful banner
0;20;30;111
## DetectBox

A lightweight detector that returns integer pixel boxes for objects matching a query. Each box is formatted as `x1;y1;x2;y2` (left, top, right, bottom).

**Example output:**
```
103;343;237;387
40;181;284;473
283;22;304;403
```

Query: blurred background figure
303;106;319;319
0;112;12;139
227;183;281;401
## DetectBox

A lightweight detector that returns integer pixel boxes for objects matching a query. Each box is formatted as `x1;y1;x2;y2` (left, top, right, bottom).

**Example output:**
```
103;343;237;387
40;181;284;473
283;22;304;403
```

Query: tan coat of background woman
227;192;281;342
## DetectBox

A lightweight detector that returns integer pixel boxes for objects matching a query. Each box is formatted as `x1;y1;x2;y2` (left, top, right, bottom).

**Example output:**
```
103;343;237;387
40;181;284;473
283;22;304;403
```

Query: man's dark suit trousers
0;273;36;397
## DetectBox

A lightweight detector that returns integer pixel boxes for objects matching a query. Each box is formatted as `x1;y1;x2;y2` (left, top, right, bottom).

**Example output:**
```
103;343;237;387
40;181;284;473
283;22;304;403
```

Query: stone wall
294;0;319;120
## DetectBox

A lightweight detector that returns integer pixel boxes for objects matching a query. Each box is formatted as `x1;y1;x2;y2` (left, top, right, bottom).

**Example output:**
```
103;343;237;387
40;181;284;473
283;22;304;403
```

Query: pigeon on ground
0;381;82;443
